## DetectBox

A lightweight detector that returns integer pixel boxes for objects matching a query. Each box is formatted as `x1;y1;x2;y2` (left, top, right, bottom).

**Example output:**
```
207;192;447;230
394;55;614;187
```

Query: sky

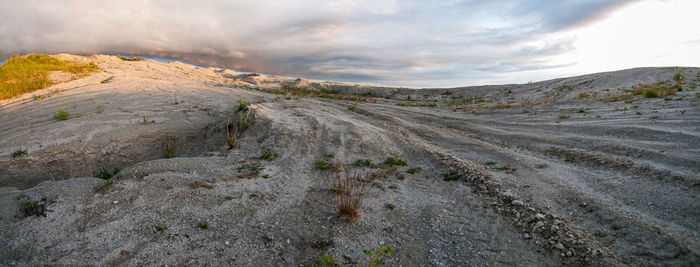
1;0;698;87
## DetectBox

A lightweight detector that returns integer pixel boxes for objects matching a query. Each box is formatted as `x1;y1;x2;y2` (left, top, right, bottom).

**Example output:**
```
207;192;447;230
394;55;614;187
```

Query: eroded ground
1;55;698;266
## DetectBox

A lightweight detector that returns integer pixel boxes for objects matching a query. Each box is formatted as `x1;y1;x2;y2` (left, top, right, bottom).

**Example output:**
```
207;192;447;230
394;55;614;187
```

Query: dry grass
334;166;368;221
0;54;99;99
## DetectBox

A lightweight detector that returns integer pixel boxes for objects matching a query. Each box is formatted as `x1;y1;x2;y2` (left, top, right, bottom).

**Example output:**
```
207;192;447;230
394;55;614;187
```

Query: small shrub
335;167;368;221
12;148;27;158
54;108;69;120
315;160;340;171
364;245;395;267
559;114;570;120
226;120;237;149
673;67;686;88
20;197;54;218
502;195;516;204
649;115;660;120
260;146;278;161
384;203;395;210
225;195;234;200
353;159;373;167
100;77;112;83
154;224;167;234
443;171;460;181
95;167;120;179
162;137;178;158
310;253;339;267
238;108;252;132
372;181;384;191
382;156;406;167
484;161;497;166
197;222;209;230
237;98;249;112
117;55;144;61
96;104;104;113
406;167;422;174
643;88;658;98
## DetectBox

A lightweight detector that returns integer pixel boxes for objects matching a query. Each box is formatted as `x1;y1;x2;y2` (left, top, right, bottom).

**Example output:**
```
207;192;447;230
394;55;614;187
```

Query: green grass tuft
54;108;70;120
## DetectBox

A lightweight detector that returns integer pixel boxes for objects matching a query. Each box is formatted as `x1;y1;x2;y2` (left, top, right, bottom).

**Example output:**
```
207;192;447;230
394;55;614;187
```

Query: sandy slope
0;55;698;266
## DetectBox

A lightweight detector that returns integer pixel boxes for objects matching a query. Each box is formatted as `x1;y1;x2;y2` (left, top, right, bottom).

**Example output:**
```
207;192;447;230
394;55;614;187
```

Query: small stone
225;241;230;246
113;201;119;204
566;251;573;257
286;239;290;244
535;213;546;220
533;221;545;229
511;200;524;206
523;233;531;239
556;243;565;250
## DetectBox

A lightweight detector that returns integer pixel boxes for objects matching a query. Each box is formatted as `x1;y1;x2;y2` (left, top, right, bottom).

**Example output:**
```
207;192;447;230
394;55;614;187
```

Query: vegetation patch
442;171;460;181
117;55;144;61
406;167;422;174
258;85;372;102
396;102;437;107
54;107;70;120
12;147;27;158
260;146;278;161
18;195;54;218
0;54;99;99
382;156;407;167
334;167;368;221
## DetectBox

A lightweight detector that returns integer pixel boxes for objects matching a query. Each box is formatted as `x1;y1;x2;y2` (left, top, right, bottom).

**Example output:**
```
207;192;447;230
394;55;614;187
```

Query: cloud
0;0;641;87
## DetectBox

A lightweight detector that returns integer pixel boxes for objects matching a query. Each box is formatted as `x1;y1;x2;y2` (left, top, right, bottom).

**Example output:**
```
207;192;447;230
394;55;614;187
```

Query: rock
556;243;565;251
566;251;573;257
533;221;545;230
535;213;546;220
523;233;531;239
511;200;524;206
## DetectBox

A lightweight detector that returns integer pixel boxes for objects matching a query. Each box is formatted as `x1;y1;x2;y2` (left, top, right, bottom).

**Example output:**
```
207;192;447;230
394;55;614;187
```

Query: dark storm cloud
0;0;639;86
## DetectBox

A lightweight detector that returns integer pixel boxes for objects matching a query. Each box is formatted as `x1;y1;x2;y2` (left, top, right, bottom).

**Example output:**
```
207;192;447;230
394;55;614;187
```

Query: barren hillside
1;55;698;266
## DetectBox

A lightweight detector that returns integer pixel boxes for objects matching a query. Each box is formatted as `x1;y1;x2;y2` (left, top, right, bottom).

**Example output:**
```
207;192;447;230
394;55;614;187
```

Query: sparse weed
382;156;406;167
353;159;373;167
384;203;395;210
19;197;54;218
315;159;341;171
238;108;252;132
260;146;278;161
162;137;178;158
54;107;69;120
443;171;460;181
364;245;395;267
502;195;516;204
100;77;112;83
196;222;209;230
335;167;368;221
649;115;660;120
154;224;167;234
372;181;384;191
117;55;144;61
406;167;422;174
559;114;570;120
12;147;27;158
96;104;104;113
95;167;120;179
237;98;249;112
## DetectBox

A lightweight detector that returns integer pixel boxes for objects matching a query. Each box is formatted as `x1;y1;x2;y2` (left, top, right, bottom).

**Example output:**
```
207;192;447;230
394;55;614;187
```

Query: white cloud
2;0;695;87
